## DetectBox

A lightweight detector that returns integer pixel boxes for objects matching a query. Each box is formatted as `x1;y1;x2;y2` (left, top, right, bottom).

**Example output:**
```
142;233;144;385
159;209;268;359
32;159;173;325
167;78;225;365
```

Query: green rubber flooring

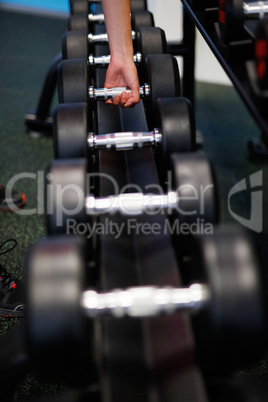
0;7;268;401
0;9;66;400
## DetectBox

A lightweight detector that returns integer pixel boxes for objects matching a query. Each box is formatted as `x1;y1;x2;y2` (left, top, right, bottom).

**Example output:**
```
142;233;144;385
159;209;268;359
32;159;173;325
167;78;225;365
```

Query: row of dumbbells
45;0;266;359
191;0;268;91
45;0;266;368
51;0;214;239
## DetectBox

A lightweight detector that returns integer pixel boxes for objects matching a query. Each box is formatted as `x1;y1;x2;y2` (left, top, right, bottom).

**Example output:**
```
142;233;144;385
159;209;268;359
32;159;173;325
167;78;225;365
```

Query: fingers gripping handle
89;84;150;100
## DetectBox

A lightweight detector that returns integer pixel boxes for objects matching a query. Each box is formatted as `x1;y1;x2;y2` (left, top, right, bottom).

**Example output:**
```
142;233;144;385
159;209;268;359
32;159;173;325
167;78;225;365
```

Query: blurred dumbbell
57;54;181;125
69;0;147;15
53;98;195;160
254;17;268;89
62;26;166;61
219;0;268;43
26;235;94;385
26;226;264;381
62;26;158;56
46;153;218;234
68;9;154;33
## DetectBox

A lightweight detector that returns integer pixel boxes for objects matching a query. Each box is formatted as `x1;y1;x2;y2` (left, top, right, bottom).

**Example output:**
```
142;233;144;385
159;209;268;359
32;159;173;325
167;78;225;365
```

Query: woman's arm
101;0;140;108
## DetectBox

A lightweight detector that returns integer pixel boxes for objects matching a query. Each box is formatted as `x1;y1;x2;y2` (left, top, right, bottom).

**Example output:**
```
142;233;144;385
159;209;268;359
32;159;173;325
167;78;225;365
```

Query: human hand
104;55;140;108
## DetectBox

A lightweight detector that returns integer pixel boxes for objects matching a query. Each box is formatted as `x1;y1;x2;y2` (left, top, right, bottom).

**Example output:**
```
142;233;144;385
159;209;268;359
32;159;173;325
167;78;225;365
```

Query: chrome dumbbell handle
88;13;105;23
88;12;132;23
87;128;162;150
88;84;150;100
88;52;142;67
82;284;210;318
85;191;178;216
88;31;136;44
133;52;142;64
243;1;268;18
88;54;111;66
88;32;109;43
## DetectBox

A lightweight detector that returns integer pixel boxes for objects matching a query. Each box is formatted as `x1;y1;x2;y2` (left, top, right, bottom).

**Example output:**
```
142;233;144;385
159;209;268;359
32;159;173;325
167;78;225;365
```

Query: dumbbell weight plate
145;54;181;127
26;235;94;385
171;153;218;224
70;0;90;15
192;226;265;373
57;58;89;104
131;0;147;10
67;14;89;32
219;0;245;43
136;26;167;82
46;158;87;234
157;97;196;155
204;227;264;334
255;18;268;90
53;103;88;159
137;26;167;60
156;98;196;187
131;10;154;32
62;31;89;60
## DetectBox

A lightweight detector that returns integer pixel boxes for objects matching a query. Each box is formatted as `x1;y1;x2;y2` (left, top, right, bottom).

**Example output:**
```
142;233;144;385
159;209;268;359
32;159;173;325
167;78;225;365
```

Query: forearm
101;0;140;107
101;0;133;59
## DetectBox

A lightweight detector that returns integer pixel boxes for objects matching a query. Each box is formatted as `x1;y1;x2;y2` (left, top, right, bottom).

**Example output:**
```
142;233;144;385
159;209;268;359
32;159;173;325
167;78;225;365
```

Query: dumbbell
45;153;218;234
63;26;159;59
53;98;195;161
26;226;264;381
68;9;154;33
219;0;268;43
62;26;166;65
255;17;268;90
57;54;181;126
63;30;135;48
69;0;147;15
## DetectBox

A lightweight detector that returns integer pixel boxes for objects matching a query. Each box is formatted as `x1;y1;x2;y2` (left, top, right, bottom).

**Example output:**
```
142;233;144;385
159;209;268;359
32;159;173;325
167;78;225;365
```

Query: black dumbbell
68;9;154;33
45;153;218;234
26;235;94;385
62;26;166;63
62;26;158;59
255;17;268;89
57;54;181;125
63;30;135;48
70;0;147;15
53;98;195;160
25;226;264;381
219;0;268;43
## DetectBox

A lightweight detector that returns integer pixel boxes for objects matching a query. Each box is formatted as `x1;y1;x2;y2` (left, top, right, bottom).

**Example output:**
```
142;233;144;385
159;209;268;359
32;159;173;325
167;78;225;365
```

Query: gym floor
1;8;268;401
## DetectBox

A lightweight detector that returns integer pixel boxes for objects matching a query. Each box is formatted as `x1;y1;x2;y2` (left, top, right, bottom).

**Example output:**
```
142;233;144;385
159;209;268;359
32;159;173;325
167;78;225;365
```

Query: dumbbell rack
92;21;208;402
181;1;268;159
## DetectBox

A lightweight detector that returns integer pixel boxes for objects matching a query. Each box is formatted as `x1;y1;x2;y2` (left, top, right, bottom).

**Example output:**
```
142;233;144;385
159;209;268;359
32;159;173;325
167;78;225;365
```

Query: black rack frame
181;1;268;159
